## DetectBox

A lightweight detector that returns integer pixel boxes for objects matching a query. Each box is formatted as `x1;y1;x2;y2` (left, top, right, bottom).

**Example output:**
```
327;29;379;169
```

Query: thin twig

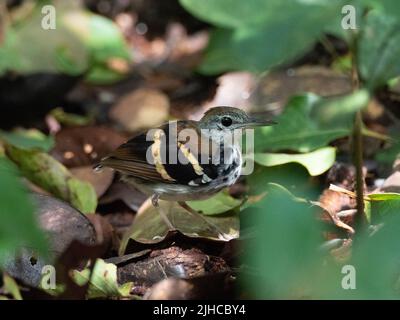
350;30;367;233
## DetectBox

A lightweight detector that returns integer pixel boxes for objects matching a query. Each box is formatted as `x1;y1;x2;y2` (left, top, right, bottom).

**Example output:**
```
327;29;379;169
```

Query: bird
96;106;275;233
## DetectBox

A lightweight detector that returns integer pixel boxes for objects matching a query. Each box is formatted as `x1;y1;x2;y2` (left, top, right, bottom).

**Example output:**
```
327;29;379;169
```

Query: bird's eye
221;116;233;127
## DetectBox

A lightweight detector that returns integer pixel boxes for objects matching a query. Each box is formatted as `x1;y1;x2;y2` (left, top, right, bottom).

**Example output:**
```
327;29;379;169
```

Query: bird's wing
99;121;221;185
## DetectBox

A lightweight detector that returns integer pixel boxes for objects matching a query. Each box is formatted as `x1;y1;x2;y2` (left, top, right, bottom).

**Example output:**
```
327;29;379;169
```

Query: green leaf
180;0;282;29
242;183;323;298
0;3;88;75
62;10;131;84
367;193;400;223
349;212;400;299
376;139;400;165
310;90;370;128
0;129;54;152
358;10;400;89
255;90;369;153
200;20;319;74
73;259;133;299
0;1;130;84
67;178;97;215
361;0;400;20
247;163;314;200
368;193;400;201
187;190;242;215
180;0;346;73
196;28;240;74
255;94;352;152
50;108;93;127
4;144;97;214
0;157;47;265
254;147;336;176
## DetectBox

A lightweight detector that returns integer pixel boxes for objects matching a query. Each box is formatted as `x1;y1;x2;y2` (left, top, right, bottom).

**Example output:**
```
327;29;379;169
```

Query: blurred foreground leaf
242;183;322;298
4;144;97;213
73;259;133;299
358;10;400;89
0;0;130;84
0;157;47;265
348;211;400;299
254;147;336;176
375;139;400;165
180;0;346;74
0;129;54;151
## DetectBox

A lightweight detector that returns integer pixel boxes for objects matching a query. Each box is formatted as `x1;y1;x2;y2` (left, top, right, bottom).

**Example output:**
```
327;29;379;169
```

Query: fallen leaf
5;144;97;213
51;126;126;168
120;198;239;254
109;88;170;132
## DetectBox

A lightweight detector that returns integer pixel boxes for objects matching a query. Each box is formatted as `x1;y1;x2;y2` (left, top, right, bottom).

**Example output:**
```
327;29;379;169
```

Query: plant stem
350;31;367;233
353;111;367;231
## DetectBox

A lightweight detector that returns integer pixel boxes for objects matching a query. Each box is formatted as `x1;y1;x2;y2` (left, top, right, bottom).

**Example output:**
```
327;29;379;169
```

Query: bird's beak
242;115;277;128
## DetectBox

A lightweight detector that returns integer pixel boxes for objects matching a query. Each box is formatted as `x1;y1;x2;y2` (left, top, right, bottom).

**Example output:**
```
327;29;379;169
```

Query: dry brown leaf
109;88;170;132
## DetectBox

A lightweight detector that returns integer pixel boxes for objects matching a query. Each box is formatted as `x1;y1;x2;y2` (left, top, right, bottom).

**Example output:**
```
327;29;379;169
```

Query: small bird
96;107;275;231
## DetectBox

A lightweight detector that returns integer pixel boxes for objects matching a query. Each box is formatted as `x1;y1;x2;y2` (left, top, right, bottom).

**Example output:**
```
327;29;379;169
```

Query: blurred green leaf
368;193;400;201
247;163;313;199
375;139;400;165
0;2;87;75
0;1;130;84
0;129;54;151
187;190;242;215
49;108;93;127
0;157;47;265
242;183;323;298
62;9;131;84
361;0;400;19
73;259;133;299
310;90;370;128
67;177;97;215
4;144;97;214
358;10;400;89
255;94;345;152
366;193;400;224
180;0;346;74
349;212;400;299
254;147;336;176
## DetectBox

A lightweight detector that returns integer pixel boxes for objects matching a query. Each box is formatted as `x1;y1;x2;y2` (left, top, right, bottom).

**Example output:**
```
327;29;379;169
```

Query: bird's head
198;106;276;131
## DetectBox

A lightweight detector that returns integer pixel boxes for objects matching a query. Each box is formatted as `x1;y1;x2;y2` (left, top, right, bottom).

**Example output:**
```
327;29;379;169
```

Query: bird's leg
177;201;229;240
151;194;175;230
